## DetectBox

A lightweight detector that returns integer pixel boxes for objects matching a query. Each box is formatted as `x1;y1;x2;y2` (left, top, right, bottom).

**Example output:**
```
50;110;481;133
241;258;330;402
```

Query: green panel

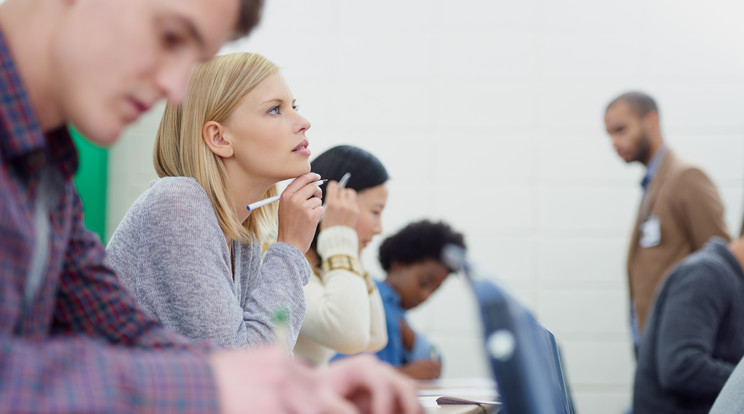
69;126;108;242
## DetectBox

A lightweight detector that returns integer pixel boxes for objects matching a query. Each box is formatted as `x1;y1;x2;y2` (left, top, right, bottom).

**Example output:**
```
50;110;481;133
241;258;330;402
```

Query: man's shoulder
666;241;733;287
662;151;712;184
653;152;719;204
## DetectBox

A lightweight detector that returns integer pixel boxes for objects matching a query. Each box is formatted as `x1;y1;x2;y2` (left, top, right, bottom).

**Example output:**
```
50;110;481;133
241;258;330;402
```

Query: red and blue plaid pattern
0;27;219;413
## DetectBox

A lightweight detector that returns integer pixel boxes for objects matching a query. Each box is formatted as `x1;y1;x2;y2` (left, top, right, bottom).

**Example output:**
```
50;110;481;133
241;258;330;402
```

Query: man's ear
643;110;660;132
202;121;233;158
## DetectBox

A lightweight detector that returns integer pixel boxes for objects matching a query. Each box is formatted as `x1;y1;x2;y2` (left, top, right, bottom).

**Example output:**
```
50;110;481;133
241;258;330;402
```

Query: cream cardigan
293;226;387;365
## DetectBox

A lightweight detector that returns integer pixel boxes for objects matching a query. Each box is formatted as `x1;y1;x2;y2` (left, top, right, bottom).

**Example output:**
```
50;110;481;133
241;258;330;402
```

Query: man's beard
634;131;652;164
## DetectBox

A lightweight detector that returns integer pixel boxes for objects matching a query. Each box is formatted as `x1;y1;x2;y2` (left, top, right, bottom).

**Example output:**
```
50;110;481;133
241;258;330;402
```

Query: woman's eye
292;104;299;112
268;106;280;115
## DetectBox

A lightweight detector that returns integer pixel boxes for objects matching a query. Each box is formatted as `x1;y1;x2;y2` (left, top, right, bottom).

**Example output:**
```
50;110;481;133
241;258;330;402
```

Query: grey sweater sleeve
238;242;310;349
654;263;735;398
106;178;308;349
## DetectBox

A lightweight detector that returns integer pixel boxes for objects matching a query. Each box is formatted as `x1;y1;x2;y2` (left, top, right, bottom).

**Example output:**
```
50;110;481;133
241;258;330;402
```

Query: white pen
337;172;351;189
246;179;326;211
322;172;351;209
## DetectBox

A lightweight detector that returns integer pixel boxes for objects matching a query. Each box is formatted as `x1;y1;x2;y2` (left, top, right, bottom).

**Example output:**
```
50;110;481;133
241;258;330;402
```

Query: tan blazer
627;150;730;332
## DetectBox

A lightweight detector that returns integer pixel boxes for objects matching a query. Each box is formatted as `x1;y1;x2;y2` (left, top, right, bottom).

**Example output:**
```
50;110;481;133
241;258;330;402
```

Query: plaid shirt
0;29;219;412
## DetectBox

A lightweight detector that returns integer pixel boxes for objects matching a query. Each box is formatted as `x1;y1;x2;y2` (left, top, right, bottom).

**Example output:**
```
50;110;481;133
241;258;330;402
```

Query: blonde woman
105;53;323;349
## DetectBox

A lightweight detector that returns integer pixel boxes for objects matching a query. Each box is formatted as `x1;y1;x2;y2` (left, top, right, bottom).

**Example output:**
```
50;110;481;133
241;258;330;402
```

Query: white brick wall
107;1;744;413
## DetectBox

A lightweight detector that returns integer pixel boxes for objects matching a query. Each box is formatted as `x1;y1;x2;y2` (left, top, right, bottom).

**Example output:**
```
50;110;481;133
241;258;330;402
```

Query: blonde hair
154;52;279;244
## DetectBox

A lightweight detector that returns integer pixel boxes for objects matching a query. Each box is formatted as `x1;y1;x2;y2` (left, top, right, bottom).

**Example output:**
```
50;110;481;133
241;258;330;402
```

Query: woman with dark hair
376;219;466;380
293;145;390;365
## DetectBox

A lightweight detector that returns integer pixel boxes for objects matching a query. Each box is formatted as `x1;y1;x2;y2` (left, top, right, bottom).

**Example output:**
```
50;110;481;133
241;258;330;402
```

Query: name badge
639;215;661;248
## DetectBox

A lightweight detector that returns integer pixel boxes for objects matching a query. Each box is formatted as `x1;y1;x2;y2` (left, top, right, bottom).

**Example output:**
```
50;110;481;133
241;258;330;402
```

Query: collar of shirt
0;26;77;180
376;279;402;309
640;145;667;190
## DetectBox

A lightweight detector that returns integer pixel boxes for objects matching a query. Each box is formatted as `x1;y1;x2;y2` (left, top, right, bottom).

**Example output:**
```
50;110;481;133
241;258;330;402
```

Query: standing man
604;91;730;352
0;0;420;413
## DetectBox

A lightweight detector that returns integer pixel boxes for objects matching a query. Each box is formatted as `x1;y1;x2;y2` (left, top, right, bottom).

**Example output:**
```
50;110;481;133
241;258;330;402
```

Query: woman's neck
223;165;276;225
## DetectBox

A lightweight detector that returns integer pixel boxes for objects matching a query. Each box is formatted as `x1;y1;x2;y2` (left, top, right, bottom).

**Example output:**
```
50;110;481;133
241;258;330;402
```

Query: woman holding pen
105;52;321;349
293;145;390;365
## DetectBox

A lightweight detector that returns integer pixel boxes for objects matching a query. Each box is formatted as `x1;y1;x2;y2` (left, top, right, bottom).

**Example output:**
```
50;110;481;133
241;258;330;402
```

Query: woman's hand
277;173;324;253
398;359;442;380
320;180;359;231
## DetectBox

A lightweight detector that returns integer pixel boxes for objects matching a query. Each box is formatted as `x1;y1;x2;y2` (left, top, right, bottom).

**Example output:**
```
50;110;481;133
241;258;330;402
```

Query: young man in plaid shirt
0;0;420;413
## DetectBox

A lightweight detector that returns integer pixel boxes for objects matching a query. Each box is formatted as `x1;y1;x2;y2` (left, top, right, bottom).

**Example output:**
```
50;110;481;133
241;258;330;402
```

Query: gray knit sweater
105;177;310;349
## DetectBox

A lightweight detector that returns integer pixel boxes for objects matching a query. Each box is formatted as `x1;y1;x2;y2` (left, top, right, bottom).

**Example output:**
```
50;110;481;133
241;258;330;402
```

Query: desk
418;378;502;414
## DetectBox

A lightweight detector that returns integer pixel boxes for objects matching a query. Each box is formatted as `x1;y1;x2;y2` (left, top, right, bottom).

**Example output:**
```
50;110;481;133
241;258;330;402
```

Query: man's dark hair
606;91;659;118
234;0;265;39
378;220;466;273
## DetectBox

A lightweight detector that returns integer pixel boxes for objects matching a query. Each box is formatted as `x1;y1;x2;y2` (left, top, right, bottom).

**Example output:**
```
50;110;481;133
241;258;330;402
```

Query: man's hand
210;346;355;413
210;348;422;414
323;354;423;414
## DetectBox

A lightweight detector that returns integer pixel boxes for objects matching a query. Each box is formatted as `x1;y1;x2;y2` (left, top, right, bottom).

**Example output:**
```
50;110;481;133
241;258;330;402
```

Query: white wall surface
107;1;744;413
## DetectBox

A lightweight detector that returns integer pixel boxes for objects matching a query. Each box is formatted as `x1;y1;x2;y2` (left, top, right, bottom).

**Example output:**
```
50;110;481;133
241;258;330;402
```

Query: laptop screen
443;245;575;414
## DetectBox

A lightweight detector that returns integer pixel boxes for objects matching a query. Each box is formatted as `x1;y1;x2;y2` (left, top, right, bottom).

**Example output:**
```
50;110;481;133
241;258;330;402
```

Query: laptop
442;245;576;414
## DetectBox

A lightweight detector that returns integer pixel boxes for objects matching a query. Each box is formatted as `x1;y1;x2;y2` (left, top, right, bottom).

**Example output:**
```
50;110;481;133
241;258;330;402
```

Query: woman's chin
288;166;312;179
